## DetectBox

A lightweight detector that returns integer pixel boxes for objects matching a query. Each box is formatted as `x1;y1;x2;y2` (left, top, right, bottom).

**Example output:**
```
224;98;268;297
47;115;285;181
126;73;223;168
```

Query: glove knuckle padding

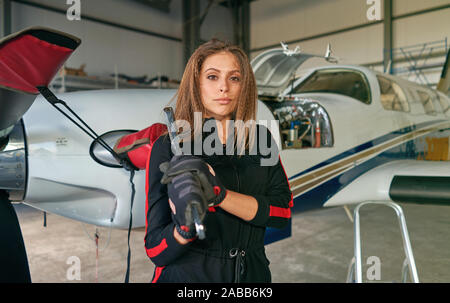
159;155;226;238
166;170;208;228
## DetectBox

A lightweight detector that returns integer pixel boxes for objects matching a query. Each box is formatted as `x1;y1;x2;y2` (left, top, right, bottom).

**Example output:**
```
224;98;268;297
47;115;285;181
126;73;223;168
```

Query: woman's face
199;51;242;121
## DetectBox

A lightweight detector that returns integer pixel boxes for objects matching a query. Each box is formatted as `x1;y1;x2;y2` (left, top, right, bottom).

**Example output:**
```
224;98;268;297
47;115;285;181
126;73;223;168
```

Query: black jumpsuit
144;122;293;283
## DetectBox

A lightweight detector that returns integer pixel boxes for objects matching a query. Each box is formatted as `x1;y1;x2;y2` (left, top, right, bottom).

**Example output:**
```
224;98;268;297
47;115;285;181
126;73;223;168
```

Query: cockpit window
417;90;436;115
293;69;371;104
264;99;334;150
377;76;410;112
436;91;450;116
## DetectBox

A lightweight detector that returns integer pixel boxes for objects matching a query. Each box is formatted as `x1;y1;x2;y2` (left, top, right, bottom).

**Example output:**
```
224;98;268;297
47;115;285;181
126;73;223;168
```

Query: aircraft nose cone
0;121;26;201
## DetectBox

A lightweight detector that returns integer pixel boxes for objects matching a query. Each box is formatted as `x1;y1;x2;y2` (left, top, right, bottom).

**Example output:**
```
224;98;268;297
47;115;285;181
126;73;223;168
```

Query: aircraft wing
325;160;450;207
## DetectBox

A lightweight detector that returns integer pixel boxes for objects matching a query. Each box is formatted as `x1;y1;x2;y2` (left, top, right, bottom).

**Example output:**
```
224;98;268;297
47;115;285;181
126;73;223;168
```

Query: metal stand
346;201;419;283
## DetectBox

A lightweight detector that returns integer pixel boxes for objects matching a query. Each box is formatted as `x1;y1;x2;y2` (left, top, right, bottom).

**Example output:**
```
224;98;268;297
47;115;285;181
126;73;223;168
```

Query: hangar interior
1;0;450;283
4;0;450;91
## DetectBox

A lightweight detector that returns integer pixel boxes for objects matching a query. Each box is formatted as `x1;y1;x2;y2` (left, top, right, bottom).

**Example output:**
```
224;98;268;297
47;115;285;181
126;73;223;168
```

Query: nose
0;121;26;201
219;78;229;93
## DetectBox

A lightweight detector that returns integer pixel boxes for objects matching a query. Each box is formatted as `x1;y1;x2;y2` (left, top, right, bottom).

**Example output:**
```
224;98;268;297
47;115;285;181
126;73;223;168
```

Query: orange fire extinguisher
314;120;321;148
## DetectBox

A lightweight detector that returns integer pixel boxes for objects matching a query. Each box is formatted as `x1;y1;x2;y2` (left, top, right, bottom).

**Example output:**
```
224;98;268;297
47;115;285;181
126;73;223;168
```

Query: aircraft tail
437;48;450;95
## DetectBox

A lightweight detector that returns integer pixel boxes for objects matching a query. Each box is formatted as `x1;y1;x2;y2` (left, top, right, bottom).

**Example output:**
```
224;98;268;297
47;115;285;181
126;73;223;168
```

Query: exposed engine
264;98;334;149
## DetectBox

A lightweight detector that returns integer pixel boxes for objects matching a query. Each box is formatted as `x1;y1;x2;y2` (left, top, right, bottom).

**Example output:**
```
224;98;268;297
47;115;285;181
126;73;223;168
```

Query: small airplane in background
1;27;450;261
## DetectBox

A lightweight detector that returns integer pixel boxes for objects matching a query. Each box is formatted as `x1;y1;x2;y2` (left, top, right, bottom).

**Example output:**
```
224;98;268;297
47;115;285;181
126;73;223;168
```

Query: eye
230;76;241;82
207;74;218;80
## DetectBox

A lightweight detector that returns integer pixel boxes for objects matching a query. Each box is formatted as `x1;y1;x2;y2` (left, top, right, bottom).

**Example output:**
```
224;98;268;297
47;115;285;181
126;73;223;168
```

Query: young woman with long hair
144;39;292;283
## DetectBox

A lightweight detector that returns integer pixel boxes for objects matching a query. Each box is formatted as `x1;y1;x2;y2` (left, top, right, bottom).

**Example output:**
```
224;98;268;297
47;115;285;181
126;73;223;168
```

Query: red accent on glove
213;186;221;196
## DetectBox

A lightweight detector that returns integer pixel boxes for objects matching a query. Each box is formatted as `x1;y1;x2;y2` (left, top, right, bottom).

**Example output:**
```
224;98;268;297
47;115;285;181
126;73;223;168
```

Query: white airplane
1;27;450;248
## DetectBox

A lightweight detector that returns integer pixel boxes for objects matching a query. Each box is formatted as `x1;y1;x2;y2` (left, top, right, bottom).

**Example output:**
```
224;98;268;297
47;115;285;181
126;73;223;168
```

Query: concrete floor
14;202;450;283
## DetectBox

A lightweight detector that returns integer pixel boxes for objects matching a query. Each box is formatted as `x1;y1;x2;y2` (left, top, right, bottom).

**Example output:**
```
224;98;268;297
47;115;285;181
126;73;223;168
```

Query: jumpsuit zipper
228;157;240;192
230;157;253;255
228;157;246;283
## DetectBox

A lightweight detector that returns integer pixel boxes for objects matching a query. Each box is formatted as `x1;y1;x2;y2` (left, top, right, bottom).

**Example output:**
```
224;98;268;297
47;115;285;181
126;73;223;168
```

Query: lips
214;98;232;105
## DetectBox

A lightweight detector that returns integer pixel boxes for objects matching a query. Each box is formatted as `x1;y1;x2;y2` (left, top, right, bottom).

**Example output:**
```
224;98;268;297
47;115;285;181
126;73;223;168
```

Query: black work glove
164;171;204;240
160;155;227;208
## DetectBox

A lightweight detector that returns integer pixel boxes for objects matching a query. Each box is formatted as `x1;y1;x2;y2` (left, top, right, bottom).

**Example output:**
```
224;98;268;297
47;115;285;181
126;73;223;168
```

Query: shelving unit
49;72;179;93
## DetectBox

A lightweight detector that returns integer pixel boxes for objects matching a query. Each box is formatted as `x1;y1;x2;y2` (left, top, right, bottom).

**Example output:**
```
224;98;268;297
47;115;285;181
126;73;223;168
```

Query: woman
144;39;293;283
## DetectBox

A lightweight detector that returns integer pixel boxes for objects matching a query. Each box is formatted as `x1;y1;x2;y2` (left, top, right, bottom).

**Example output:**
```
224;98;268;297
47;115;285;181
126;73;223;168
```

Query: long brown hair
173;39;257;152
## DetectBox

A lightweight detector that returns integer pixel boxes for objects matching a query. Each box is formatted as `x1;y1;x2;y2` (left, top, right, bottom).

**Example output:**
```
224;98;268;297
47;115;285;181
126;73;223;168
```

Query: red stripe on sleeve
144;146;152;236
151;266;165;283
279;156;294;208
146;238;168;258
269;205;291;218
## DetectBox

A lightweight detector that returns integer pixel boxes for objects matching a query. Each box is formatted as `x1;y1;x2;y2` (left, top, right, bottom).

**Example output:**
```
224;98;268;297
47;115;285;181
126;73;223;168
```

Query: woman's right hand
165;171;204;240
160;155;227;207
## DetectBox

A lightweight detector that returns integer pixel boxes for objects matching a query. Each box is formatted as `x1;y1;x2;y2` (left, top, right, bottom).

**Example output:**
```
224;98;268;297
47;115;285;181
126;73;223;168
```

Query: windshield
293;69;371;104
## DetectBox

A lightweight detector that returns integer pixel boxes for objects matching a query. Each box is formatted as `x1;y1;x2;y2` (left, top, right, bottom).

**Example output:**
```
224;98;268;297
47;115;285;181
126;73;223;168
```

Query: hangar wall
250;0;450;86
9;0;233;81
5;1;449;87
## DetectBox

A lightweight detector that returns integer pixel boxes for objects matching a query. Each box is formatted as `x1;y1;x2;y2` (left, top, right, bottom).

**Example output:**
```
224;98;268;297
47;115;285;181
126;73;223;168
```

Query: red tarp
114;123;168;169
0;28;80;94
